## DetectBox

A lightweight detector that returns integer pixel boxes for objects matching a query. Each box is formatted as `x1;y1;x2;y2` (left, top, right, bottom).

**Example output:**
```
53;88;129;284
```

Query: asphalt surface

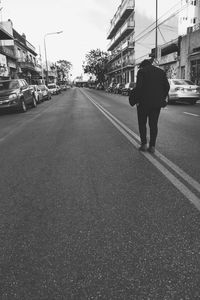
0;88;200;299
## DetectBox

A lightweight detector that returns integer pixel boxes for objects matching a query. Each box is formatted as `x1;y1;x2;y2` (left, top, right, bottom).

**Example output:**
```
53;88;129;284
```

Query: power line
158;27;167;43
134;1;181;41
134;1;189;44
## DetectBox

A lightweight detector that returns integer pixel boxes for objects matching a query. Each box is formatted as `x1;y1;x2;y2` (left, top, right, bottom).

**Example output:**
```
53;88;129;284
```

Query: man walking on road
135;59;170;153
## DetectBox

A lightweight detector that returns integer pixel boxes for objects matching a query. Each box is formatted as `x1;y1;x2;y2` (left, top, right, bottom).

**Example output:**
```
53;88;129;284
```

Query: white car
47;83;58;95
168;79;200;105
30;85;43;103
38;85;51;101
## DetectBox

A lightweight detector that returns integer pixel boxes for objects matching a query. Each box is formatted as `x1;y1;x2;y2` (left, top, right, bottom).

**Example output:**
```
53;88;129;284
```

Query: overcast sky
1;0;179;79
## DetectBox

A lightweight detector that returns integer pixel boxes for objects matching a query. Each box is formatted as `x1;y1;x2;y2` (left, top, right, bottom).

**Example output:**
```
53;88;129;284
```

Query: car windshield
0;80;19;90
48;84;56;88
171;79;195;85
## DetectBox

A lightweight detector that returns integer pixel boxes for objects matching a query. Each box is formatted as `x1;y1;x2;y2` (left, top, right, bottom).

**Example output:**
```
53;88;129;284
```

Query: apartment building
178;0;200;35
106;0;135;85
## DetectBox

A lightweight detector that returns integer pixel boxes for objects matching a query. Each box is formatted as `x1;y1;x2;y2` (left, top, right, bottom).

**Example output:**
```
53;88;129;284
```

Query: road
0;88;200;299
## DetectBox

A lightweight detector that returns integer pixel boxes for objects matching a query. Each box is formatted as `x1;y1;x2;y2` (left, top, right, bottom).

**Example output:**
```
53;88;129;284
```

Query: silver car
168;79;200;105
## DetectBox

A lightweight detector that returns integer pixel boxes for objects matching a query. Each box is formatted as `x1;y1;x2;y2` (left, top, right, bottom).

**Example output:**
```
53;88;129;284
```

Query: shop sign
0;53;9;76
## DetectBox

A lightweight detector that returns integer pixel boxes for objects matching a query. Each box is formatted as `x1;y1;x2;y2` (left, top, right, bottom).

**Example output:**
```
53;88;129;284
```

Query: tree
56;60;72;82
82;49;109;84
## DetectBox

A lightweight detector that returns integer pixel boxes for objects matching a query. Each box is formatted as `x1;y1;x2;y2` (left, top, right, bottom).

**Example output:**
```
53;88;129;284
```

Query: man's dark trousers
137;105;161;147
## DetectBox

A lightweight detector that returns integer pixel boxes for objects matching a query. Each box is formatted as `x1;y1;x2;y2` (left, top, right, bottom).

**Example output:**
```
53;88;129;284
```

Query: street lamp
44;31;63;85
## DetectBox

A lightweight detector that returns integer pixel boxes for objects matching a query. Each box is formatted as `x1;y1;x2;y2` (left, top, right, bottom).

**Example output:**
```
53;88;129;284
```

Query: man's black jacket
135;64;170;108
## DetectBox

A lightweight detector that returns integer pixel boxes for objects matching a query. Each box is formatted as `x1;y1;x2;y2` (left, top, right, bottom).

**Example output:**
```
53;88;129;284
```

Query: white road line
84;92;200;195
183;112;199;117
81;90;200;211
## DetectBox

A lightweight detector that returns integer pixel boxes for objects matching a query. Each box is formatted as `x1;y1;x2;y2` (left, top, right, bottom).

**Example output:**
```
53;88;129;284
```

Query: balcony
0;46;15;58
26;40;37;55
107;58;135;74
17;58;37;71
107;0;134;39
108;20;135;51
108;40;135;63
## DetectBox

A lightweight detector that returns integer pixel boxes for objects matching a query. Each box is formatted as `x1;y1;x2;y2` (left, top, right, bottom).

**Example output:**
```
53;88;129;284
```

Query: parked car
121;82;135;96
47;83;58;95
56;85;61;94
168;79;200;104
106;82;117;93
60;84;66;91
38;84;51;100
96;83;104;90
113;83;125;94
30;85;43;104
0;79;36;112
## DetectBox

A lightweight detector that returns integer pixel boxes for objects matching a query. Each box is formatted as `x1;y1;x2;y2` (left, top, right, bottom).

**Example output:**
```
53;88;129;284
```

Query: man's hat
139;59;152;69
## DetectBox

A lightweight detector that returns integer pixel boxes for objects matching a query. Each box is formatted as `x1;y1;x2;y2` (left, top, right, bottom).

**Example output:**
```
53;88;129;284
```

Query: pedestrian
135;59;170;153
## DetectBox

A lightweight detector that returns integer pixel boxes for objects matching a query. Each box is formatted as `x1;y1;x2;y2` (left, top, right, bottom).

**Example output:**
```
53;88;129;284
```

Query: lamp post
44;31;63;85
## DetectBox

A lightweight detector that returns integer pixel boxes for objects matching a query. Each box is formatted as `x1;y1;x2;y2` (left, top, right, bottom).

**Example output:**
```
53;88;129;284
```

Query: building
13;30;42;84
106;0;135;85
0;19;42;83
180;24;200;84
150;38;181;79
178;0;200;36
0;20;15;79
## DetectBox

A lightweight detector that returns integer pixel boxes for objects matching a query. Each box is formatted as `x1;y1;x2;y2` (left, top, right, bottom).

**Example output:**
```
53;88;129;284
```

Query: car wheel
32;96;37;108
20;99;27;112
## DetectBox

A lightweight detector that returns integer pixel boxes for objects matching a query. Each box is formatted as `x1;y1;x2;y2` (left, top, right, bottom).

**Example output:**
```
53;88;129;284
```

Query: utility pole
155;0;158;59
39;45;44;84
121;42;123;83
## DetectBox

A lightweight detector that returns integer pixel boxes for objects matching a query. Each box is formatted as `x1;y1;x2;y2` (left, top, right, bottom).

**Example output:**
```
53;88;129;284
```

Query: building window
190;60;200;84
181;66;185;79
17;48;21;58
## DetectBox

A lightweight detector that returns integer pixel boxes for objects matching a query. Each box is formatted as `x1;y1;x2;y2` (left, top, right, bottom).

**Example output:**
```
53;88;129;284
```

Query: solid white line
81;90;200;211
85;94;200;195
183;112;199;117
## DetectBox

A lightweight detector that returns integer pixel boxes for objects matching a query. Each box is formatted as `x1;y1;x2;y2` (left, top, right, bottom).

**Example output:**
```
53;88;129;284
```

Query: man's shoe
147;146;155;154
139;144;147;152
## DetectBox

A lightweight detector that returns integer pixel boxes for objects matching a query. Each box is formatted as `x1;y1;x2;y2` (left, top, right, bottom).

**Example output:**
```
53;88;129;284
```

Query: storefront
190;54;200;85
0;53;9;79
